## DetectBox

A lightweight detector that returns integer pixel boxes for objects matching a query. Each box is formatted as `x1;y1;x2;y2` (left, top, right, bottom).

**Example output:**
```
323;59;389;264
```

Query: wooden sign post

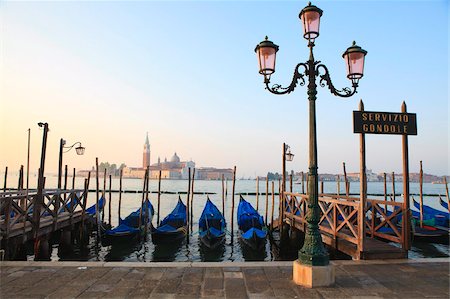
353;101;416;251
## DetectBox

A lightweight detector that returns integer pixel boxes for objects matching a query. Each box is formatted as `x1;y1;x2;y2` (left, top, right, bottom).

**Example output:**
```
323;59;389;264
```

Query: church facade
122;134;232;180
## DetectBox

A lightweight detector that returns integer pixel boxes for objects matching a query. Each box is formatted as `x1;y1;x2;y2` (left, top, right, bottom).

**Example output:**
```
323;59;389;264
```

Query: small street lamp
58;139;85;189
255;2;367;287
285;145;294;162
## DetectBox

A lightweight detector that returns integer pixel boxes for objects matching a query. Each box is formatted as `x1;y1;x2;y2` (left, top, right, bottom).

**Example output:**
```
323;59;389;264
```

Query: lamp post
57;139;85;189
281;143;294;234
255;2;367;286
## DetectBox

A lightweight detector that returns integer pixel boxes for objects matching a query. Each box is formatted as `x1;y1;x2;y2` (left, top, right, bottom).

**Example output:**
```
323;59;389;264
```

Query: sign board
353;111;417;135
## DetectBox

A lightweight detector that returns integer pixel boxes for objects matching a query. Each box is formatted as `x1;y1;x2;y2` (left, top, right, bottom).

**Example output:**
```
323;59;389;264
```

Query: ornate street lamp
58;139;85;189
255;2;367;286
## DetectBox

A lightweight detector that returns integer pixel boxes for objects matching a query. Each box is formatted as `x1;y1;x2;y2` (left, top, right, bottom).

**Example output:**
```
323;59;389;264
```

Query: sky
0;0;448;178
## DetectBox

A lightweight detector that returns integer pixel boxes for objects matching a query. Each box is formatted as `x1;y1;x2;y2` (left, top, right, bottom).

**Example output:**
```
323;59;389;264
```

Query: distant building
196;168;234;180
143;132;150;169
148;152;195;179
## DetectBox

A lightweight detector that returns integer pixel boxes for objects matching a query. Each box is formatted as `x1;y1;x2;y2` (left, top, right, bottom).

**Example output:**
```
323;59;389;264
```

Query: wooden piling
72;168;76;190
3;166;7;191
320;180;324;194
190;168;195;232
118;169;123;221
337;175;340;196
64;165;68;190
383;173;387;212
221;174;225;218
265;176;269;225
358;100;367;253
108;174;112;227
265;179;269;226
230;166;236;243
139;168;148;230
391;172;396;201
301;171;304;194
157;170;162;226
444;177;450;214
144;166;150;235
256;176;259;211
186;167;191;241
343;162;349;196
95;158;100;238
401;102;411;250
271;180;275;230
103;168;107;196
268;181;273;227
18;166;24;208
289;174;293;192
419;161;424;227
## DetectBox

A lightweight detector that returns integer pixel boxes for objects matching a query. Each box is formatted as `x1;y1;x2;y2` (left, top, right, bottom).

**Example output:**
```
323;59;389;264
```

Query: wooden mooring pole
271;180;275;230
256;176;259;211
157;170;162;226
186;167;191;242
401;102;411;250
419;161;424;227
190;168;195;232
108;174;112;228
358;100;366;254
301;171;305;194
3;166;7;191
343;162;349;196
383;173;387;212
221;174;225;218
265;181;270;226
95;158;100;237
391;172;396;201
230;166;236;244
72;168;76;190
443;176;450;214
156;170;161;226
118;169;123;221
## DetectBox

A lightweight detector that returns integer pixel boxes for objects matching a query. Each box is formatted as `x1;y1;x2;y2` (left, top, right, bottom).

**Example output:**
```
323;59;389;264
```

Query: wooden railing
0;189;87;240
281;191;406;255
366;198;405;244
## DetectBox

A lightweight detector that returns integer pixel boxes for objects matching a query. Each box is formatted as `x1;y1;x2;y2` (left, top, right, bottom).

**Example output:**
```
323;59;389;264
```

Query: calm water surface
18;176;450;262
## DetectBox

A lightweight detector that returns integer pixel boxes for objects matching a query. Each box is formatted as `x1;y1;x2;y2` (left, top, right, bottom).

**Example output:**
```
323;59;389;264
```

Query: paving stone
153;278;181;294
223;267;241;272
224;278;248;299
205;268;223;278
177;283;201;297
203;277;223;290
201;288;225;298
143;268;165;280
224;271;243;278
182;271;203;284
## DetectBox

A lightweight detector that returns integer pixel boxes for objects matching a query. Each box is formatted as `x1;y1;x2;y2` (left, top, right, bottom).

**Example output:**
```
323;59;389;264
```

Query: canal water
19;176;450;261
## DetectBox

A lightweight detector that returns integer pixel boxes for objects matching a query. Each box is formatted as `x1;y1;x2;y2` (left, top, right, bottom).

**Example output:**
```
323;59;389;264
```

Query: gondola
412;197;449;227
103;199;154;241
237;195;267;250
151;197;187;244
439;196;449;211
86;196;106;216
198;197;226;249
379;206;448;244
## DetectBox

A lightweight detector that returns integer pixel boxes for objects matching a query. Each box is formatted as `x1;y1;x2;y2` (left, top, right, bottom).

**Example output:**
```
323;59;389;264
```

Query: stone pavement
0;258;449;298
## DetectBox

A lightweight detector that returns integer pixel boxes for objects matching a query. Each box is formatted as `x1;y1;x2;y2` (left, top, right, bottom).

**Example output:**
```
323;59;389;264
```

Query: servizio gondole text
353;111;417;135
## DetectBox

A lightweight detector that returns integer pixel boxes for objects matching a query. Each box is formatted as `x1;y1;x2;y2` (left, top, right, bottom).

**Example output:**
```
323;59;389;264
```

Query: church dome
170;152;181;163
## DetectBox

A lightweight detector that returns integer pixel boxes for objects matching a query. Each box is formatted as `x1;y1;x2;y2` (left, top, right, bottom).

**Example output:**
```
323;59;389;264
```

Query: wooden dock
0;188;95;259
279;192;408;260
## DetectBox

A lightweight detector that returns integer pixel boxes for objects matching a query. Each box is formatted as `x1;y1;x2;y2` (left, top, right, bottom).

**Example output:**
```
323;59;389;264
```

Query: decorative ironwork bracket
316;64;357;98
265;63;308;95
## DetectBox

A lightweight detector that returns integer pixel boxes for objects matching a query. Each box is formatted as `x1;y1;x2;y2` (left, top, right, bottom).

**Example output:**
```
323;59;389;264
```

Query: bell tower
143;132;150;168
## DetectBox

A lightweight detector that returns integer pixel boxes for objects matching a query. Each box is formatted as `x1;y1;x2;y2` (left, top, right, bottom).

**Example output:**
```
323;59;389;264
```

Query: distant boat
104;200;153;241
198;197;226;249
151;196;187;244
412;197;449;227
237;195;267;250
